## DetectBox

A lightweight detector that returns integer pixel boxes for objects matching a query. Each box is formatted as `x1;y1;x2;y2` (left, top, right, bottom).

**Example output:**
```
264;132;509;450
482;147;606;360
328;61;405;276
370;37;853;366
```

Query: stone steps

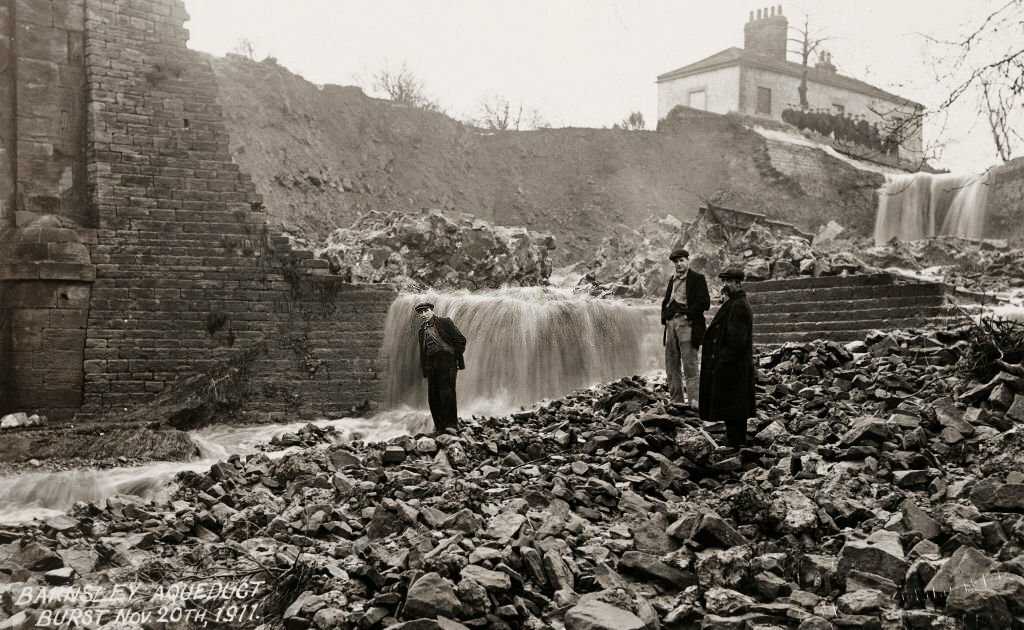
756;304;955;325
730;273;960;346
746;282;944;306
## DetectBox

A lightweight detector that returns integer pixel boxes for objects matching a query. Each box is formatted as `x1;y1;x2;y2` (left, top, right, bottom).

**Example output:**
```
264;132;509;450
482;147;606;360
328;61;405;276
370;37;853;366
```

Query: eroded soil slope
210;55;882;264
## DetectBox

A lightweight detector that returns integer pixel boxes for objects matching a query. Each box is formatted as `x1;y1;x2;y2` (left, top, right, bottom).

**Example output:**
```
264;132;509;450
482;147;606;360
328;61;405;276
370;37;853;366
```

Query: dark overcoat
698;289;755;425
660;271;711;347
418;316;466;377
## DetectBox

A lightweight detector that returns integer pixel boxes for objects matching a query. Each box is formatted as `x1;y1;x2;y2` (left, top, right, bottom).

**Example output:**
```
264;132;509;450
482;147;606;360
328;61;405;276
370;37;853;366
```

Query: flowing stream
1;288;660;524
874;169;993;244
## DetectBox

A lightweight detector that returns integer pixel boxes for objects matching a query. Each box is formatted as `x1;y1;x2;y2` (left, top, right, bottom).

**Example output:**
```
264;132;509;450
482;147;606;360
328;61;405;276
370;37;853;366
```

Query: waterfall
874;169;993;244
381;288;662;417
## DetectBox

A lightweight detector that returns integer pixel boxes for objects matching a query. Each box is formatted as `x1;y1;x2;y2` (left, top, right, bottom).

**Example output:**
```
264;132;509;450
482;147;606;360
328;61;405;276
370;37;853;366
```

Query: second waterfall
380;288;662;417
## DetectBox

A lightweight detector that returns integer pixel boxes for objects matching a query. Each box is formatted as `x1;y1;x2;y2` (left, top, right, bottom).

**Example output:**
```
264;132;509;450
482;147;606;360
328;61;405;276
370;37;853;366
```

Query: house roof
657;47;924;110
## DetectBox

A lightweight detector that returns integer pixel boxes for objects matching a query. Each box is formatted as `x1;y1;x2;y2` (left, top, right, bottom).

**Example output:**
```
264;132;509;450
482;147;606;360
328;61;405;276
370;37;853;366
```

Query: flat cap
668;247;689;261
413;301;435;312
718;268;745;281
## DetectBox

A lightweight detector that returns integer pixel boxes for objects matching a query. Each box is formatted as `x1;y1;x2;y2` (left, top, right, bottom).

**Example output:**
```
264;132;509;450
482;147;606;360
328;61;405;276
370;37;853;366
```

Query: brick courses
71;0;395;419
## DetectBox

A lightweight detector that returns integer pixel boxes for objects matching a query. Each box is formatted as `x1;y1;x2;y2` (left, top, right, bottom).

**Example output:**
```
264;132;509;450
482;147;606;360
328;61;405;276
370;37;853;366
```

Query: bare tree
788;14;831;109
373;63;442;112
615;111;646;130
982;80;1016;162
231;37;257;60
907;0;1024;164
477;94;523;130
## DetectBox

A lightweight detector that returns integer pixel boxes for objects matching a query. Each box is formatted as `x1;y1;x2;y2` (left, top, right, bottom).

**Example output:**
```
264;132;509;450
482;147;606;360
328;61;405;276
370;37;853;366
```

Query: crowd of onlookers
781;107;902;156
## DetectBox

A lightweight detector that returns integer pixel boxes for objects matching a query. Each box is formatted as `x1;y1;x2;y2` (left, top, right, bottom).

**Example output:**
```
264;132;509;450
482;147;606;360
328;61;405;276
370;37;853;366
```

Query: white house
656;6;925;164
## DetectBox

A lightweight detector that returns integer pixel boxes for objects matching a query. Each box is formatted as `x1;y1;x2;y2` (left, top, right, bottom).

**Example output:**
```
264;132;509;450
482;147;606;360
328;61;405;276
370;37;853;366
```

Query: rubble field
3;322;1024;629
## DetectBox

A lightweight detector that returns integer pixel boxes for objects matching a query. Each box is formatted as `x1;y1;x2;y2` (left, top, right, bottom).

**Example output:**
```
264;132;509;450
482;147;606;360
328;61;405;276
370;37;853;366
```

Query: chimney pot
757;8;762;18
778;4;783;15
770;6;776;16
749;10;754;21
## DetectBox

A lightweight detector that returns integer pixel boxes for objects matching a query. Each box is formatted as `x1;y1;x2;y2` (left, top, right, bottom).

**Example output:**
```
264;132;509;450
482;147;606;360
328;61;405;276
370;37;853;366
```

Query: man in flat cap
699;268;756;448
661;247;710;409
415;302;467;433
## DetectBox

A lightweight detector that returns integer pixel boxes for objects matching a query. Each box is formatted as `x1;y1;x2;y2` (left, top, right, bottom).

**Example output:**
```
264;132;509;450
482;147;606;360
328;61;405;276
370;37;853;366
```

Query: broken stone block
563;599;645;630
838;529;907;585
403;572;461;619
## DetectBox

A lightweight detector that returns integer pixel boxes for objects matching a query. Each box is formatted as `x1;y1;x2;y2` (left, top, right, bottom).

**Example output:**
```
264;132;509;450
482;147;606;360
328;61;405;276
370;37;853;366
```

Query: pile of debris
316;209;556;291
3;323;1024;629
857;236;1024;295
578;210;870;299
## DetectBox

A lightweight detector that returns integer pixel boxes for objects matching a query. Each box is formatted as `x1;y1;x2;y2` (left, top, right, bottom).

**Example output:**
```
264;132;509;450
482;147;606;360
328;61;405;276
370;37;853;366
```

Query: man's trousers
665;317;700;407
426;354;459;433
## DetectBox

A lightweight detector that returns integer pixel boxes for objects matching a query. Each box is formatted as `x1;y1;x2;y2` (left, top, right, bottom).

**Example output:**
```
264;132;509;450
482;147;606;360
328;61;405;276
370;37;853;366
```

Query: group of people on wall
781;107;903;157
412;246;757;452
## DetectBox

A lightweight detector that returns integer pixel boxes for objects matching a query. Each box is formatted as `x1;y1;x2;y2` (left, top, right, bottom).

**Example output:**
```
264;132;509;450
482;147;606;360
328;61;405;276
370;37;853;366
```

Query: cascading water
1;287;660;523
874;169;993;245
382;288;661;417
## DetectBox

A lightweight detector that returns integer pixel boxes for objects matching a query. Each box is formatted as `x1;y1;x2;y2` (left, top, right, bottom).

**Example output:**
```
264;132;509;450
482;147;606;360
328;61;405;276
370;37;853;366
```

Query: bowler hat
718;268;745;281
414;302;434;312
669;247;689;261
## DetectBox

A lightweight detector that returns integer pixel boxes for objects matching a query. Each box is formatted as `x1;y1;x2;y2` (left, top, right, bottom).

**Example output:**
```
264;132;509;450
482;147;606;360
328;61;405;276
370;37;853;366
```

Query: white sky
182;0;1021;173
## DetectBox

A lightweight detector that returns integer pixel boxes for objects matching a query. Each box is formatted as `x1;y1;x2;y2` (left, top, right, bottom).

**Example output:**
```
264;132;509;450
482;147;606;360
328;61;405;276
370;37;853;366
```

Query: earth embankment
209;56;883;264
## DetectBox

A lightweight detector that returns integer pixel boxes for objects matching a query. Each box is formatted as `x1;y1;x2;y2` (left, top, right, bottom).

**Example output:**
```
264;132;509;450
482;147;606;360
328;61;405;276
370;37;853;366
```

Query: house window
756;87;772;114
688;89;706;110
832;103;845;116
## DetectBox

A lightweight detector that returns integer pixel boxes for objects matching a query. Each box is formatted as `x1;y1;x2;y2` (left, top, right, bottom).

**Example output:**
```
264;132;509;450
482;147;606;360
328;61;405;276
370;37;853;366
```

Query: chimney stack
744;5;788;61
815;50;836;74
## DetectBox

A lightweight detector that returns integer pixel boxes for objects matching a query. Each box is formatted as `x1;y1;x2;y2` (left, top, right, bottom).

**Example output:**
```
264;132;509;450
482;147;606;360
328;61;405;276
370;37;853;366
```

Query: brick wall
77;0;395;419
244;278;394;420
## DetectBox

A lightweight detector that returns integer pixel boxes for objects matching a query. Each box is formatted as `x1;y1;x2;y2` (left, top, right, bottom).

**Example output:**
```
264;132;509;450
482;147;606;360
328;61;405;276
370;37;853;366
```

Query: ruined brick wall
759;138;883;234
78;0;394;418
245;277;394;420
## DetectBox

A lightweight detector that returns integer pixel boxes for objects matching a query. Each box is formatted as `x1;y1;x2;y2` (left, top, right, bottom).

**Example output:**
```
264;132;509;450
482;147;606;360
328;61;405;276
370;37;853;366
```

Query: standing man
699;268;755;448
415;302;467;433
661;247;711;409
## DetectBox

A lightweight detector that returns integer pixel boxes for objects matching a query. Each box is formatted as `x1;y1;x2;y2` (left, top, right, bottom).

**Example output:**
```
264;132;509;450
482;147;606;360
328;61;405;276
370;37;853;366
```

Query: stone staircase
737;273;965;346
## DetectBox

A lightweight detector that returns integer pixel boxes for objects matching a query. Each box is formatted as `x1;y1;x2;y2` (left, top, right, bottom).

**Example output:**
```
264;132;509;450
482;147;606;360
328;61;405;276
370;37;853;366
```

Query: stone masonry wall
988;157;1024;243
14;0;89;226
79;0;394;418
0;1;15;226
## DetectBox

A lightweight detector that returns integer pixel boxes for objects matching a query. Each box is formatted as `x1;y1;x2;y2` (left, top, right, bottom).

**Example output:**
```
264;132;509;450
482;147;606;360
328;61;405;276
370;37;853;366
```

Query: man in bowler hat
415;302;467;433
661;247;711;409
699;268;755;448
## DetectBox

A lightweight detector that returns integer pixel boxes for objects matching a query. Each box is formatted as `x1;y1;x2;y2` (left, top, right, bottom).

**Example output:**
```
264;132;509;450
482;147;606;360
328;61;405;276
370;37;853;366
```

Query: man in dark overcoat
699;268;755;447
415;302;467;433
661;247;711;408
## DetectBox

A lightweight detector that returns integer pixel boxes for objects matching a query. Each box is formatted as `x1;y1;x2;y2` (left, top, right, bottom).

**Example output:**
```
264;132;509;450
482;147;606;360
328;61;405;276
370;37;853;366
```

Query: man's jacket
660;271;711;347
418;316;467;377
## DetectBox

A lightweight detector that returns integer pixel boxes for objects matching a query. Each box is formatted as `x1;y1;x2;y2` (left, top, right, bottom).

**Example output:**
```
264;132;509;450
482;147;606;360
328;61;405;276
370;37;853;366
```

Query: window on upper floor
756;87;772;115
688;89;706;110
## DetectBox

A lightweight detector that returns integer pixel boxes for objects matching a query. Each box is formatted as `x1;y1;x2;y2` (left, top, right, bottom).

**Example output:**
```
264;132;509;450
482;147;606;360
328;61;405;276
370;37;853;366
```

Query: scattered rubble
577;209;1024;303
4;322;1024;628
315;209;555;291
578;209;871;299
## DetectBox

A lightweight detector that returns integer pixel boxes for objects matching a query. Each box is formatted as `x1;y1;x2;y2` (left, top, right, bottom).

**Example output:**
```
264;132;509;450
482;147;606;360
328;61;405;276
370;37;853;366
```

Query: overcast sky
182;1;1020;173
